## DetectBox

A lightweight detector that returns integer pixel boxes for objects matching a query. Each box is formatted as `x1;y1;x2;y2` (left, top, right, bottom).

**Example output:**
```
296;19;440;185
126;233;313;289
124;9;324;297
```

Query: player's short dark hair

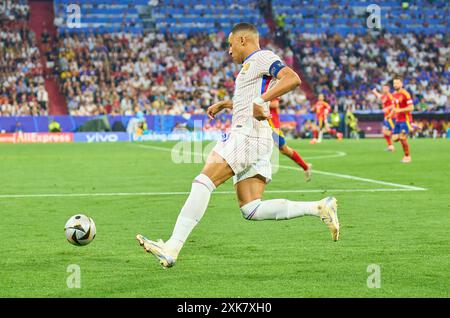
393;75;403;82
231;23;259;35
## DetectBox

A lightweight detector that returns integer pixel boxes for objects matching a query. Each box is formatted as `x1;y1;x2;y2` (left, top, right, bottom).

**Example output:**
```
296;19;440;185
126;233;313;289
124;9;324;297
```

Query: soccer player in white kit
136;23;340;268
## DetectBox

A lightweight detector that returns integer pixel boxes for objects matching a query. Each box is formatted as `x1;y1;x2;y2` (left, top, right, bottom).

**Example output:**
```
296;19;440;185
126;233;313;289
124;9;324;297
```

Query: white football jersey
231;50;284;139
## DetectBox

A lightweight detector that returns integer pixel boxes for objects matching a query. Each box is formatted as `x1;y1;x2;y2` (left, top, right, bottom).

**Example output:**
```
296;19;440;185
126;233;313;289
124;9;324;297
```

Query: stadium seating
1;0;448;119
47;0;275;116
289;32;449;112
0;0;29;22
153;0;269;36
272;0;448;35
0;0;49;116
53;0;146;34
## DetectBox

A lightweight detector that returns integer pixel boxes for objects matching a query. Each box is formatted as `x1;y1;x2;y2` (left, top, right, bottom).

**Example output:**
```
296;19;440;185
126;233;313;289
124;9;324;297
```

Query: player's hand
253;103;272;121
206;103;222;120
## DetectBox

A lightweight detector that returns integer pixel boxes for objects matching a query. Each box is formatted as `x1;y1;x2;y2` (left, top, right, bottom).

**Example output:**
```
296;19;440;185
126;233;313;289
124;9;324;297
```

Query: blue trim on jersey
243;49;262;62
261;75;269;94
393;122;410;134
269;60;286;78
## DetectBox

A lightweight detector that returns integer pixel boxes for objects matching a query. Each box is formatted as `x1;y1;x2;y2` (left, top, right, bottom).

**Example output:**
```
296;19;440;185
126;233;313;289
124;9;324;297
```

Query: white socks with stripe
240;199;320;221
165;174;216;255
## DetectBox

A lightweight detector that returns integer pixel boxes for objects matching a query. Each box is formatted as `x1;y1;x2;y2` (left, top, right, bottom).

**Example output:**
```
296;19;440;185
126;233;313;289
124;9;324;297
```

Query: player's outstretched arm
206;100;233;119
372;88;382;100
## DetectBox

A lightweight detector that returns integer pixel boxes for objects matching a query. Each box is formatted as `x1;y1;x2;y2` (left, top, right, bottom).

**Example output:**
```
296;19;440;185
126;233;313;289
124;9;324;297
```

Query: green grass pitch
0;138;449;297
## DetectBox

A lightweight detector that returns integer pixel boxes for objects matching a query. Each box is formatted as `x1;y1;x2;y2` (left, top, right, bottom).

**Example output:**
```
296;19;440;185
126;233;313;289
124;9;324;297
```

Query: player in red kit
311;94;334;144
269;98;312;182
392;77;414;163
371;85;396;152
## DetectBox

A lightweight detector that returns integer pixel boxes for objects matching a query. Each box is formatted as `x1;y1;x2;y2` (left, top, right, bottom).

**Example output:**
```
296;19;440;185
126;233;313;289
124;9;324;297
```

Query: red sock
313;130;318;139
384;134;392;146
290;150;309;171
328;128;337;136
400;138;410;156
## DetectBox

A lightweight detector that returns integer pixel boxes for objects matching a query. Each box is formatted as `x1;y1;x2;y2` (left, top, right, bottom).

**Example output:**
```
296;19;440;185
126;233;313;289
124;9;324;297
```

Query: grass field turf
0;138;449;297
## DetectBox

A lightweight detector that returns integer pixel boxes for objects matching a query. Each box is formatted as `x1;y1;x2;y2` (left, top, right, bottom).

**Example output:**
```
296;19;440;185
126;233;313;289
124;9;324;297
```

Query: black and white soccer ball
64;214;96;246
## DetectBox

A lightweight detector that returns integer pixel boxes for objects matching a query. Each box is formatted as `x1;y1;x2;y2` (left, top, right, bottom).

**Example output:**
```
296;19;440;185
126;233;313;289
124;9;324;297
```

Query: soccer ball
64;214;96;246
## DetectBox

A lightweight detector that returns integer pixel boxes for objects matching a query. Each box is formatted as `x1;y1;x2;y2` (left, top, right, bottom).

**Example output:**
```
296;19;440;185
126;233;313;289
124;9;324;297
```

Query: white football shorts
212;132;273;185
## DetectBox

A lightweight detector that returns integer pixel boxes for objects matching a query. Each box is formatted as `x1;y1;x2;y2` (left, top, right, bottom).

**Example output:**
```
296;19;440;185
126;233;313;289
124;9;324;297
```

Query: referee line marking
0;188;424;199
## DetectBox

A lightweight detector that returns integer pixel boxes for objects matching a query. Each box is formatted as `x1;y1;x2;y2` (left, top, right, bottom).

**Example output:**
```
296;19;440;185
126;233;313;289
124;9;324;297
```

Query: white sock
240;199;320;221
318;130;323;142
165;174;215;255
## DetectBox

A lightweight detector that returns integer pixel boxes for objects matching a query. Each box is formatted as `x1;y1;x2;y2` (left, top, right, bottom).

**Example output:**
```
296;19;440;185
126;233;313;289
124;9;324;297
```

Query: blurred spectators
412;119;449;138
54;31;294;116
288;32;449;112
1;2;447;121
53;29;448;117
0;0;29;23
0;21;48;116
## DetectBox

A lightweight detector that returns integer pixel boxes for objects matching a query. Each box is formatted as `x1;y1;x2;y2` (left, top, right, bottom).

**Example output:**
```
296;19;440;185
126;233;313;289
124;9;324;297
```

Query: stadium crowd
51;29;448;117
0;0;29;23
0;0;50;117
0;0;448;126
288;32;449;112
54;31;292;116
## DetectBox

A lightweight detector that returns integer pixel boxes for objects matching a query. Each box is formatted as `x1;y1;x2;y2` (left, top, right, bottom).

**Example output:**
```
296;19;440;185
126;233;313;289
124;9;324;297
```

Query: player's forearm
372;90;382;100
219;100;233;110
261;72;301;102
207;99;233;119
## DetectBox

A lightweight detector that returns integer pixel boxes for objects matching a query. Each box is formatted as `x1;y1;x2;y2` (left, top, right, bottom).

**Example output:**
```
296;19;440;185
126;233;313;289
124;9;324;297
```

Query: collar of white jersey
243;49;262;63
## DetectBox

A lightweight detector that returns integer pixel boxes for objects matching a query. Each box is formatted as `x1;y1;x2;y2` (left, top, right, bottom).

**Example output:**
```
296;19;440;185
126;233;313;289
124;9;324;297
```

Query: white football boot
136;234;177;268
318;197;340;241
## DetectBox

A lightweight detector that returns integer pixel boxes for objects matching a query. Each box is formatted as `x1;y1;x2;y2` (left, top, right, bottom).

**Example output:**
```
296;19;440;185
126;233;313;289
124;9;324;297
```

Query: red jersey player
311;94;332;144
392;77;414;163
268;98;312;181
371;85;396;151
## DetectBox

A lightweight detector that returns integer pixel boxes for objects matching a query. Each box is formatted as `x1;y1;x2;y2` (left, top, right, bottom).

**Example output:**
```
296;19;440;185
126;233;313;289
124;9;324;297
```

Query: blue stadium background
0;0;448;138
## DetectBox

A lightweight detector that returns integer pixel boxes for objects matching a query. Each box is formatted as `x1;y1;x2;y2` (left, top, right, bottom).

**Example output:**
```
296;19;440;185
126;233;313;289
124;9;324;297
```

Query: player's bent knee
279;145;289;154
240;199;262;221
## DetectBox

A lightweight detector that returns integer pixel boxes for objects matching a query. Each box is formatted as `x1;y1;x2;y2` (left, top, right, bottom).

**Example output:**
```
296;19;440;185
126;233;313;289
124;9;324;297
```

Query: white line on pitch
277;165;427;191
0;188;424;199
135;144;427;191
135;144;347;160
